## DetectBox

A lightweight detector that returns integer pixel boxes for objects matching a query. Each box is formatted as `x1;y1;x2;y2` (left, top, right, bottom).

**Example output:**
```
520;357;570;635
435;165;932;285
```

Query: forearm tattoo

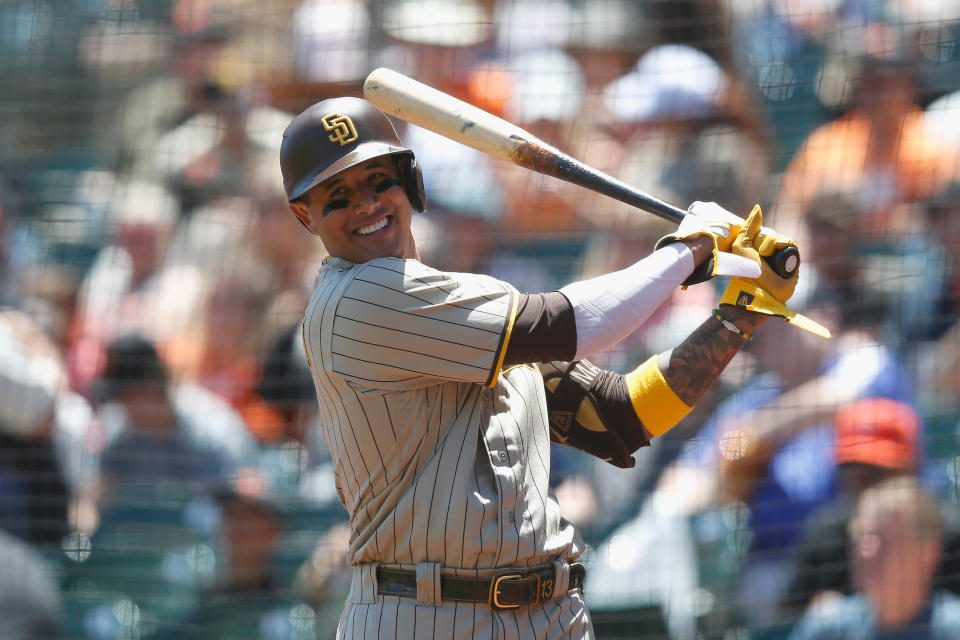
661;306;762;406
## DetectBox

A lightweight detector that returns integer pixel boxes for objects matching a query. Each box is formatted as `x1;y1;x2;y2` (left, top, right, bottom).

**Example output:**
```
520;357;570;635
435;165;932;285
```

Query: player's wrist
717;303;767;331
676;235;715;266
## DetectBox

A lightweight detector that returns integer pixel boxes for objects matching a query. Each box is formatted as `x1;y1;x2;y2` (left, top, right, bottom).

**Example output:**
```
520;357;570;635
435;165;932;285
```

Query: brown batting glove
720;205;831;338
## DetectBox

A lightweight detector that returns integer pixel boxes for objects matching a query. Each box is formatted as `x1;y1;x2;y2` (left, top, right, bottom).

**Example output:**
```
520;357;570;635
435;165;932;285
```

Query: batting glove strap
720;279;832;339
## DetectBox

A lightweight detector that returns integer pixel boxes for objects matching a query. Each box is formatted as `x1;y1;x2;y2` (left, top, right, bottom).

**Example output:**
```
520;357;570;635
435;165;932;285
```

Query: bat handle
765;245;800;279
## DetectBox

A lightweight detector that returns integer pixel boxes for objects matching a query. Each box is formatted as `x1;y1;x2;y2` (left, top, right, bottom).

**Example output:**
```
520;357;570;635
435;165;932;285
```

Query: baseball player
279;97;807;639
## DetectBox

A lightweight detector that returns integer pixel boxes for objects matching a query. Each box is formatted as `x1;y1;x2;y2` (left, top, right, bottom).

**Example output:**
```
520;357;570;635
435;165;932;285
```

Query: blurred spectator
379;0;492;100
400;121;505;223
562;0;646;236
775;54;957;238
484;48;593;293
603;44;771;224
70;179;181;394
115;0;292;218
254;324;335;503
728;0;837;169
495;48;588;240
84;334;237;527
213;488;281;593
797;188;945;351
0;308;70;546
15;263;84;353
783;398;960;617
649;0;735;69
164;256;282;443
919;181;960;342
293;521;352;636
0;528;64;639
182;488;319;639
291;0;370;86
915;313;960;502
493;0;576;57
565;0;644;91
161;96;291;218
605;291;919;631
787;476;960;639
798;191;867;327
117;2;233;176
244;159;322;326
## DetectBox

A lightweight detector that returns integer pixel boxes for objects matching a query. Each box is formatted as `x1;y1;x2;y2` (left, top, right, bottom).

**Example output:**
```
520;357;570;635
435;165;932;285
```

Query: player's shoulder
347;257;511;292
314;255;435;281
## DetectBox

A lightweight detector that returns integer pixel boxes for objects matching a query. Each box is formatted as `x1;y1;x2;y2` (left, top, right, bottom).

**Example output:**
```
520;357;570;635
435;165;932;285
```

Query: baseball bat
363;67;798;279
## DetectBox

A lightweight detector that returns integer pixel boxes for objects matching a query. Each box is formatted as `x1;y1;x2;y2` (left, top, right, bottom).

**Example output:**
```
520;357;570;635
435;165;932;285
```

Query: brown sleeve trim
501;292;577;366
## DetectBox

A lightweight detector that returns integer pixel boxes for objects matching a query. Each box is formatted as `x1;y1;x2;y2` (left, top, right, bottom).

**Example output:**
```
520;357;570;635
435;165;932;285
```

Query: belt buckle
489;571;538;611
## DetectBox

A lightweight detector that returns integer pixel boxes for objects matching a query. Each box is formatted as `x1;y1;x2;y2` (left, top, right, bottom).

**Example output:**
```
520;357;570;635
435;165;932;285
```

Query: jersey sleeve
308;258;518;390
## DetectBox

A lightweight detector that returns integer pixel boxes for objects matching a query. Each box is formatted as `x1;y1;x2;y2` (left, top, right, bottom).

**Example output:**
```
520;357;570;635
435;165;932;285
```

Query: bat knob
765;246;800;279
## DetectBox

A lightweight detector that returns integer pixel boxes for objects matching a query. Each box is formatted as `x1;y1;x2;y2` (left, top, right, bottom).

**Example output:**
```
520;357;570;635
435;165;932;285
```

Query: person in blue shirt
657;294;918;629
92;334;235;513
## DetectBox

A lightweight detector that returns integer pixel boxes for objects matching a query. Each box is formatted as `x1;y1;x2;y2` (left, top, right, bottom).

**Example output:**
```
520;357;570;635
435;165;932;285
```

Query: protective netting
1;1;959;638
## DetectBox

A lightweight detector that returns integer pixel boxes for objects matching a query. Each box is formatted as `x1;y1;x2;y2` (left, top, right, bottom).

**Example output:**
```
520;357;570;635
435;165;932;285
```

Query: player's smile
355;216;390;236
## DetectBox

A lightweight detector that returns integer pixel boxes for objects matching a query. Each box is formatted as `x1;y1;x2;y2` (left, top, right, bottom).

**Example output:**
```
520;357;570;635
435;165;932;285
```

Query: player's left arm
542;305;766;468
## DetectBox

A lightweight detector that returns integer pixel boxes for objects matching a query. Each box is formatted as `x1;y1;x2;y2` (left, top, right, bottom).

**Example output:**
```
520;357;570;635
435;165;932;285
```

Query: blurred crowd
2;0;960;638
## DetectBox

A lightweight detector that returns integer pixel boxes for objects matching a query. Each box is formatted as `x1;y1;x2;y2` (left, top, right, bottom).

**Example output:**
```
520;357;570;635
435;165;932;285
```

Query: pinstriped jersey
301;256;585;570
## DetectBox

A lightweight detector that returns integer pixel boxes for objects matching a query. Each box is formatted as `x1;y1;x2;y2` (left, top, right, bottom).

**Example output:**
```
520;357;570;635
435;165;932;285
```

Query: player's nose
354;185;382;213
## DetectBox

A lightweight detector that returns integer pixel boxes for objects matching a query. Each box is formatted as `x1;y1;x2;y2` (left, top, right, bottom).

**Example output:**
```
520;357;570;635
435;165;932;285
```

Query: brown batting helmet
280;97;426;211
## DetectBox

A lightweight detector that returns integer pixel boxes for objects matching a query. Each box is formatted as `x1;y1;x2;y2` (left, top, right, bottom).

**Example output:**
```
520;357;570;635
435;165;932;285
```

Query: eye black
323;199;349;216
375;178;401;193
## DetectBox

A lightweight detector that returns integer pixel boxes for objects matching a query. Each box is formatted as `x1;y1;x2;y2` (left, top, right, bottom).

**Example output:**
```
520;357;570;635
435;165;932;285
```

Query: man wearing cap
783;398;960;617
279;96;810;638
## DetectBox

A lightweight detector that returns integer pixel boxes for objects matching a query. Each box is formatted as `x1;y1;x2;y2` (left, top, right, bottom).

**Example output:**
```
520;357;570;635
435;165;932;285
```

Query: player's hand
655;201;759;286
730;204;798;303
656;201;741;252
720;205;831;338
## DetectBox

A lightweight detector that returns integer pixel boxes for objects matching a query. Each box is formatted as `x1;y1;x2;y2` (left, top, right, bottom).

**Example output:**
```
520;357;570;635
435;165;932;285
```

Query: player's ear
289;200;313;231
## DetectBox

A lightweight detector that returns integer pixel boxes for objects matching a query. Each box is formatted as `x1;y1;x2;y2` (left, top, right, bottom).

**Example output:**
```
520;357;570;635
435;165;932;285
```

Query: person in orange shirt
775;56;957;241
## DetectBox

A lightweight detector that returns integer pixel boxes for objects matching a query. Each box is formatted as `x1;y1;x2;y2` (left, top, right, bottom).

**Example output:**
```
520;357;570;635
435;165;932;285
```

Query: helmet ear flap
397;155;426;212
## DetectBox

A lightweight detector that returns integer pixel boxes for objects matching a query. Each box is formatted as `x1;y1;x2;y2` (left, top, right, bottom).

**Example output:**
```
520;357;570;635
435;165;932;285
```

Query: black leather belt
376;563;586;611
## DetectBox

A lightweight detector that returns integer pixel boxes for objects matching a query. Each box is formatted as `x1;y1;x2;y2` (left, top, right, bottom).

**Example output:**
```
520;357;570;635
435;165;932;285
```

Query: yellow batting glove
654;201;749;286
720;205;831;339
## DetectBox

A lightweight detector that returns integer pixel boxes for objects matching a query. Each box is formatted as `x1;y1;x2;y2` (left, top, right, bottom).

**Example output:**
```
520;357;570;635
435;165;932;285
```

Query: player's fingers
742;204;763;240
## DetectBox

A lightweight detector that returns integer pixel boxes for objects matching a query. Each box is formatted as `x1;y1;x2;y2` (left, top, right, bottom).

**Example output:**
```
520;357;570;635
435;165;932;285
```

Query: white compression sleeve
559;243;695;360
